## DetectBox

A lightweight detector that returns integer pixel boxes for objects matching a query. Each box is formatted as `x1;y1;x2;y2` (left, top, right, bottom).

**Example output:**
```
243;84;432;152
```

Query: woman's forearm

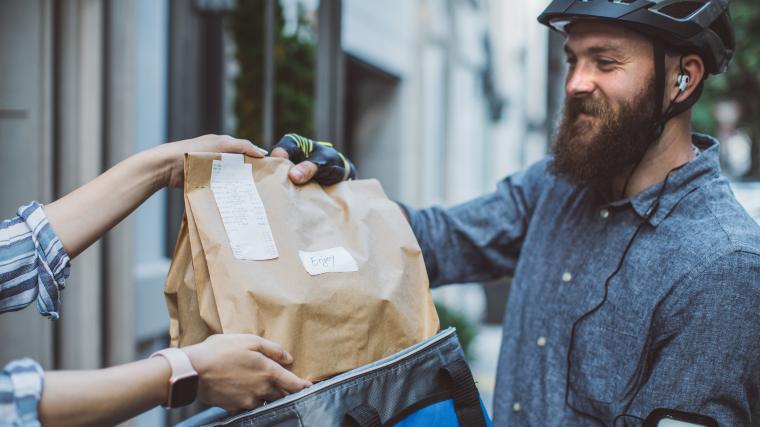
37;334;311;426
42;135;265;259
43;149;167;259
39;357;170;427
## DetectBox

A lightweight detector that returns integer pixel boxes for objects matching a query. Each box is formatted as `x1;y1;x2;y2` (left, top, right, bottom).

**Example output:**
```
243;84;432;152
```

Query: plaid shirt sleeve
0;359;44;427
0;201;71;320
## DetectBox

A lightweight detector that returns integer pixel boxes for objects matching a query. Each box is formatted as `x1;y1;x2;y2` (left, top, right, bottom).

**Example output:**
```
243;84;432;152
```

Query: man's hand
270;134;356;185
183;334;311;412
153;134;269;189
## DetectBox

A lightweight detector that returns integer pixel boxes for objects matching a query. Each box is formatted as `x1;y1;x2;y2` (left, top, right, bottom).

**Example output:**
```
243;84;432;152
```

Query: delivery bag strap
344;403;382;427
440;358;488;427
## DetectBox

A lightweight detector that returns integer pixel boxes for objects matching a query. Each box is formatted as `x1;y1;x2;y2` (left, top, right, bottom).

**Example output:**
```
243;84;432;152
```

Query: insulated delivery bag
177;328;492;427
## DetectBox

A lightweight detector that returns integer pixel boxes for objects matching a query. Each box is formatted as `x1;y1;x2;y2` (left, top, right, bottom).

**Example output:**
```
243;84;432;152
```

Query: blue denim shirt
406;134;760;426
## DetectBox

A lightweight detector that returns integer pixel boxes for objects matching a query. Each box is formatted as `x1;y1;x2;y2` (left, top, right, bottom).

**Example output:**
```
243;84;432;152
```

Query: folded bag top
165;153;439;381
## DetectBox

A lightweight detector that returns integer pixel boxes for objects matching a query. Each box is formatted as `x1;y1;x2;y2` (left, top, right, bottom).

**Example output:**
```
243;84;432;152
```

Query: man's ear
670;53;705;103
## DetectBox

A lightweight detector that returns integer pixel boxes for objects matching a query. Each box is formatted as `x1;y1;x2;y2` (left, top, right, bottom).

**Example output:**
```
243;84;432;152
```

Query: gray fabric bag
177;328;490;427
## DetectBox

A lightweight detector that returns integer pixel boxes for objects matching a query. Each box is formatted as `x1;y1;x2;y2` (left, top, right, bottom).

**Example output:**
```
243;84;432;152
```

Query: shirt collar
605;133;722;227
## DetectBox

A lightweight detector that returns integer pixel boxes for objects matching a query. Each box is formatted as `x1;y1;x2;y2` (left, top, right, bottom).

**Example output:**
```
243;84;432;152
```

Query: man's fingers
270;147;290;159
289;161;318;185
270;364;312;393
251;336;294;365
271;146;318;185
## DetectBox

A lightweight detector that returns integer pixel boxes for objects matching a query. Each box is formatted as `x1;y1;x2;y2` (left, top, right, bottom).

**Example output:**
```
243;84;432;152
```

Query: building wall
56;0;106;372
0;0;55;369
342;0;550;207
133;0;171;352
0;2;170;425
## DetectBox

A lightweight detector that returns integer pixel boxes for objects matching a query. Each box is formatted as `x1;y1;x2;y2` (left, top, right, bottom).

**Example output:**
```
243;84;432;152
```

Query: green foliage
230;1;316;148
435;301;478;360
692;0;760;177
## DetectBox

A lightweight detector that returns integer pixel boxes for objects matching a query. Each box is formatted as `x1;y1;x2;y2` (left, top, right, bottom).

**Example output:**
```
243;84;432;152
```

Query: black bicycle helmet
539;0;735;140
538;0;734;75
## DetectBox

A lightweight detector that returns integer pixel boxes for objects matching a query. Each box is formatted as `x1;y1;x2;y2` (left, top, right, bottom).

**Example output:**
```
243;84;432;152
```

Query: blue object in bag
178;328;491;427
393;399;492;427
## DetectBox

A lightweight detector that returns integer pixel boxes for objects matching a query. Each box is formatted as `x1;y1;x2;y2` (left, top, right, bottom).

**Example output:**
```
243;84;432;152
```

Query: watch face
170;374;199;408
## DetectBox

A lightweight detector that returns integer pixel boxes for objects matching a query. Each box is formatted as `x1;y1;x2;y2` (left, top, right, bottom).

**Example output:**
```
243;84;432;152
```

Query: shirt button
537;336;547;347
512;402;521;413
600;209;610;219
562;272;573;283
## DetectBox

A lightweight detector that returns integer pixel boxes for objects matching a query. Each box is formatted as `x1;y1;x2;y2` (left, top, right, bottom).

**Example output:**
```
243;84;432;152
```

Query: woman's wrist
143;356;173;408
132;145;174;192
181;342;209;378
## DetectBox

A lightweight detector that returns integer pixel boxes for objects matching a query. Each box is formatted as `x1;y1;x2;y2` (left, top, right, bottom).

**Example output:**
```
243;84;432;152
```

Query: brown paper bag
164;154;439;381
164;218;216;347
164;204;225;347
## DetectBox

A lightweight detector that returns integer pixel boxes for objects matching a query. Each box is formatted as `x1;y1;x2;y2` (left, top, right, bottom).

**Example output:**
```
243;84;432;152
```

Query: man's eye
598;59;617;68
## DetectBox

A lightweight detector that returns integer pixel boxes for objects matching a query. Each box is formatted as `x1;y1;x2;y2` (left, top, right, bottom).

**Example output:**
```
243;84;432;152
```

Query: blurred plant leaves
435;301;478;360
230;0;316;147
693;0;760;177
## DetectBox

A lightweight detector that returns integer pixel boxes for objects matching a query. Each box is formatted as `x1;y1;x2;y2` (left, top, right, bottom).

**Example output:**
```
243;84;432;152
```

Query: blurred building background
0;0;758;426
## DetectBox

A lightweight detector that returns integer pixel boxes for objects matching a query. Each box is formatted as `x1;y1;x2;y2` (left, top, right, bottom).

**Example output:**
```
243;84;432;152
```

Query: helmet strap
621;39;697;197
652;41;704;139
652;39;667;139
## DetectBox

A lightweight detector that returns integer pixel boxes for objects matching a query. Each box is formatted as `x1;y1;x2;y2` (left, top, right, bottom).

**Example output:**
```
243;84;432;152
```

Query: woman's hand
183;334;312;411
151;134;268;189
38;334;310;427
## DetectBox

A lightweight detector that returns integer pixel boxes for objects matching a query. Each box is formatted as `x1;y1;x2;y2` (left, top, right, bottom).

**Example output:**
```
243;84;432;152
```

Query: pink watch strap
151;348;197;380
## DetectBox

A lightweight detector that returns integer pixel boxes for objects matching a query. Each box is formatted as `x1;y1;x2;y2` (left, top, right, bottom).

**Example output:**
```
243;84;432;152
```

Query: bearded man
272;0;760;425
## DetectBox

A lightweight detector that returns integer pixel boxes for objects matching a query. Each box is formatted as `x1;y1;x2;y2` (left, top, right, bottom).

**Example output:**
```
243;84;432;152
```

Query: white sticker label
210;159;279;261
298;247;358;276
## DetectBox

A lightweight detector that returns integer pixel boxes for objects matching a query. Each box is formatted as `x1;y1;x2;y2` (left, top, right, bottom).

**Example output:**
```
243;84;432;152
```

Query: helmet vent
609;0;637;4
655;2;706;20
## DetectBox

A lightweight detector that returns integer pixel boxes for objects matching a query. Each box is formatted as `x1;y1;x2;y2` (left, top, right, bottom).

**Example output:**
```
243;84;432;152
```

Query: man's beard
549;80;657;192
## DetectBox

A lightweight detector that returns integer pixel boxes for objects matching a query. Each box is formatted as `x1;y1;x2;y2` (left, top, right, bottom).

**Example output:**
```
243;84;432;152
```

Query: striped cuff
17;202;71;320
0;358;43;427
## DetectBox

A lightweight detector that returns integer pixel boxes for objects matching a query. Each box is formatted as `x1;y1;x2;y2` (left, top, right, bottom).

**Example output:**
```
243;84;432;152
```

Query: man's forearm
43;149;167;258
39;357;170;427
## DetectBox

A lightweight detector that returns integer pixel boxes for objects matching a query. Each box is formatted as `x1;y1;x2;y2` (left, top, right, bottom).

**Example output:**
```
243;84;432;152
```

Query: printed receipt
210;155;279;260
298;247;358;276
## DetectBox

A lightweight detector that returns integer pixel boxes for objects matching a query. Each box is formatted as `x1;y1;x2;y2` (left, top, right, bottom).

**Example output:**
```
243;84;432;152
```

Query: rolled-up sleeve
0;201;71;319
402;159;549;286
0;358;44;427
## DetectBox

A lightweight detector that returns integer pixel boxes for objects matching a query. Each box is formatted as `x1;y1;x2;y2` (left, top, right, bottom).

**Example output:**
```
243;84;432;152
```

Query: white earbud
677;73;690;92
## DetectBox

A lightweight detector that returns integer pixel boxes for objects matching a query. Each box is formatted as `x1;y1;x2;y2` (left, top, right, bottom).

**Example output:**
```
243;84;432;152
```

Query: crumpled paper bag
164;154;439;381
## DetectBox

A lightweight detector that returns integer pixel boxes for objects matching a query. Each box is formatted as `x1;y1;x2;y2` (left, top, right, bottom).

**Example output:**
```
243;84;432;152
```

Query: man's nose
565;65;596;97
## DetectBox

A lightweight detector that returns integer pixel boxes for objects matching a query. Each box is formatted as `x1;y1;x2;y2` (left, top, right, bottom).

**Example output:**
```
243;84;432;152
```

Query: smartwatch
151;348;199;408
644;408;718;427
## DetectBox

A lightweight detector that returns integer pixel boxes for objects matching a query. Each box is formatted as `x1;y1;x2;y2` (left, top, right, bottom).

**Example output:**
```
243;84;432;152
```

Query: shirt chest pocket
568;313;648;404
